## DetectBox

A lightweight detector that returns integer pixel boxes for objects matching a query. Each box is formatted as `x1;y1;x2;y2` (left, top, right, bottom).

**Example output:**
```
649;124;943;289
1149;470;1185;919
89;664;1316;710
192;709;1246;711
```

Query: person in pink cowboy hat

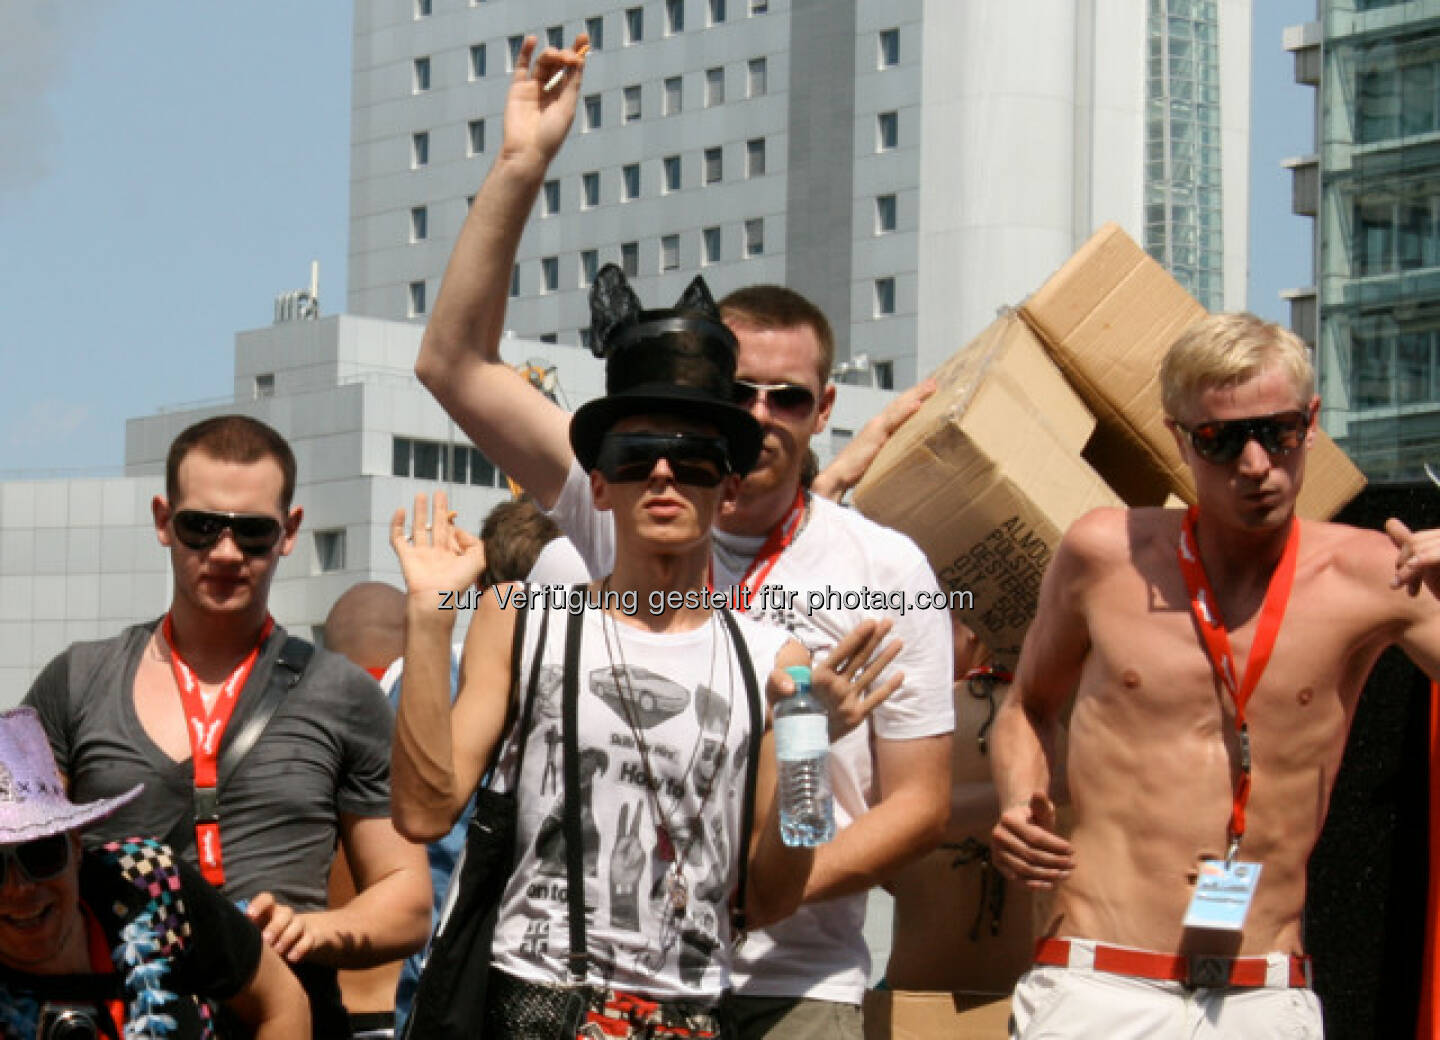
0;707;309;1039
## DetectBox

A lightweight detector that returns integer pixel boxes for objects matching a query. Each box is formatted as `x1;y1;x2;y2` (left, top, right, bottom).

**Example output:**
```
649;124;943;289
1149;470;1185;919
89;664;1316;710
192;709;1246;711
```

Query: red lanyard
737;487;807;599
1176;507;1300;859
161;613;273;887
83;901;126;1035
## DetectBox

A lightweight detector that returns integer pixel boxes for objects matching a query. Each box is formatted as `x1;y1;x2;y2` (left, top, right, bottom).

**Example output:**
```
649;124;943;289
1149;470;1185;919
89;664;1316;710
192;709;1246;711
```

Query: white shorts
1010;963;1323;1039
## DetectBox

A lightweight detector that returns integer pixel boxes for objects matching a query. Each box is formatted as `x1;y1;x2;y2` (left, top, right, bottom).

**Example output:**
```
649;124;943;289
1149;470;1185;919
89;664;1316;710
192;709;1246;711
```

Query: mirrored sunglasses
172;509;284;556
733;379;817;417
1176;409;1312;466
596;432;731;488
0;833;71;886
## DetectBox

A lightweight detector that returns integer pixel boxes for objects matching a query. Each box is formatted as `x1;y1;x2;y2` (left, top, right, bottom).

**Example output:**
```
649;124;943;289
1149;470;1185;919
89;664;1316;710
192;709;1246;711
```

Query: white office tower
347;0;1251;386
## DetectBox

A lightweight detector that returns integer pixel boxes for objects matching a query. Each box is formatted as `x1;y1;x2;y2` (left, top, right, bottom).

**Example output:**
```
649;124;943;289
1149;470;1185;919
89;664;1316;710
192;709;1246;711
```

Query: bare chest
133;649;225;764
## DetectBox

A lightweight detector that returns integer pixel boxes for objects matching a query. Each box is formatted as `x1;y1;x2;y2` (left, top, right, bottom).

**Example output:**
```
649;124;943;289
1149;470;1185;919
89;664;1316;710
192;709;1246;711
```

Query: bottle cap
784;665;811;688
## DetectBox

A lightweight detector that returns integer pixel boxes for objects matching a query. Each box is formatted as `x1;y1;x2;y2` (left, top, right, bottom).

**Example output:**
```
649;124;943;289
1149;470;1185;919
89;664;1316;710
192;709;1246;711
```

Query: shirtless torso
1005;503;1440;957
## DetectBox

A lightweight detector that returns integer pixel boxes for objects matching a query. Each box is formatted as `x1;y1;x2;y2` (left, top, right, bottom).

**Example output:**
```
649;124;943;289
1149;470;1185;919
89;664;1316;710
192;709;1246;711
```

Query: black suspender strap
507;594;551;786
561;602;589;983
718;608;764;937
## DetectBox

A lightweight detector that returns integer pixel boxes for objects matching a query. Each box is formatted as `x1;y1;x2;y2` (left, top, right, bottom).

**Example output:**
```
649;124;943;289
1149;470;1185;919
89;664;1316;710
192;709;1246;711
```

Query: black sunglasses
733;379;817;417
1174;409;1312;466
596;432;731;488
0;833;71;886
172;509;284;556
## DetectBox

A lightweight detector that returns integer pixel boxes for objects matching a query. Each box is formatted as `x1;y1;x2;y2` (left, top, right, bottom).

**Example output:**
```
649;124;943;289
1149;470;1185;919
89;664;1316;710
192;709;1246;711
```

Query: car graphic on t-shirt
589;666;691;729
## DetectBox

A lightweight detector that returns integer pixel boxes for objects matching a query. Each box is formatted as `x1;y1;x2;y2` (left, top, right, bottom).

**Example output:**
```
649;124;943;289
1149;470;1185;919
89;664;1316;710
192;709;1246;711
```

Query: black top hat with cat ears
570;265;762;474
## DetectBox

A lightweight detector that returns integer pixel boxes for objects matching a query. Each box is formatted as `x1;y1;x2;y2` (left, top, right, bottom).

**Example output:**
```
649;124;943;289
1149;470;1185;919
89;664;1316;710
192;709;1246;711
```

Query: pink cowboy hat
0;707;143;844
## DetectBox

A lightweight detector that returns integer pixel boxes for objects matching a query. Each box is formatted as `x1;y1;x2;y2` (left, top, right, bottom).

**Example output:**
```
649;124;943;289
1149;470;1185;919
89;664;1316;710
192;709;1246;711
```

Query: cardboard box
1019;223;1365;518
853;314;1122;665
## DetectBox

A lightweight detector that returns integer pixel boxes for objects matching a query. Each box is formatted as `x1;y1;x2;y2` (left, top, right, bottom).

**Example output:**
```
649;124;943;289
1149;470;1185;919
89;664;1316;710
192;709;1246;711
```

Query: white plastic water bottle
774;664;834;846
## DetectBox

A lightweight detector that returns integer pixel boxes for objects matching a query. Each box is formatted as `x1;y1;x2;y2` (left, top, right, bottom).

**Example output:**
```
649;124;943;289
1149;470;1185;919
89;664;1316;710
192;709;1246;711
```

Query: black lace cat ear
675;274;720;322
588;264;643;358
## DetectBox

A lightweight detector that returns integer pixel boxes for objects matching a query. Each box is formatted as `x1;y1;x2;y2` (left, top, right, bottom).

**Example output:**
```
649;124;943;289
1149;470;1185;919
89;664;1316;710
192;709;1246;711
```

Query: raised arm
389;491;517;841
415;35;588;508
811;378;937;503
989;512;1104;888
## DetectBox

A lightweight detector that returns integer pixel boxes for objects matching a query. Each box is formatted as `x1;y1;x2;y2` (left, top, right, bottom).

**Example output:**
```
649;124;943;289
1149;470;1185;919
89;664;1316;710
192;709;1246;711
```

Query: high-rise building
1285;0;1440;482
348;0;1251;386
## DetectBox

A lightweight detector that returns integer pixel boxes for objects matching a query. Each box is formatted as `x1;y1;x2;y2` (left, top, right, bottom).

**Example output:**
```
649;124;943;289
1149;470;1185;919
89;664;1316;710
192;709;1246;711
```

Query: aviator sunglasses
172;509;285;556
596;432;732;488
0;833;71;886
1174;409;1312;466
733;379;818;418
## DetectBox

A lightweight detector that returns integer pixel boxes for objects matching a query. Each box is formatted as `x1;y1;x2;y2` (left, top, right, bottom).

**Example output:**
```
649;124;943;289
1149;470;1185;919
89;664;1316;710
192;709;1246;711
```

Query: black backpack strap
162;635;313;855
718;607;764;937
561;601;589;983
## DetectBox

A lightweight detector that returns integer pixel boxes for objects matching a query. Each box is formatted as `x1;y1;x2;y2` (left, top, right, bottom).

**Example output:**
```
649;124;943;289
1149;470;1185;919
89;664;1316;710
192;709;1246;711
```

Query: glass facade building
1304;0;1440;480
1146;0;1227;311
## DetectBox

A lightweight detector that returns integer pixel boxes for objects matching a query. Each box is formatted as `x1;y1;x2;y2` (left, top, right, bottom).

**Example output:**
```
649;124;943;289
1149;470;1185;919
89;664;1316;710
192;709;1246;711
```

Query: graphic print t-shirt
489;595;788;1001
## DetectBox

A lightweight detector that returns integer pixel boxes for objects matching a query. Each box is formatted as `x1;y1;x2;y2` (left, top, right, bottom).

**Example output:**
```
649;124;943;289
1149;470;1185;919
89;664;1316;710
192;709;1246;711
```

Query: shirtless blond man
991;312;1440;1038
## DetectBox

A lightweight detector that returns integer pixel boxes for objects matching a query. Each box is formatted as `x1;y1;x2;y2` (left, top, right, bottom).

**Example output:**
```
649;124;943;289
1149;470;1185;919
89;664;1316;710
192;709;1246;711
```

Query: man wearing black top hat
389;266;849;1037
411;35;954;1040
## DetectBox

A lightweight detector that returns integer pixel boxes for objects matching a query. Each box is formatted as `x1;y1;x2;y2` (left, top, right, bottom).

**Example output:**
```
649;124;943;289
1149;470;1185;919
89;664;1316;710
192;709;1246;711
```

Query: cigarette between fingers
447;511;459;523
542;46;589;92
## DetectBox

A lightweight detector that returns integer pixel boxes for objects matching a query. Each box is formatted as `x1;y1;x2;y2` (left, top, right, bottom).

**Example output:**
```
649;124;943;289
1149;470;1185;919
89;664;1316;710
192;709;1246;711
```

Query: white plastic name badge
1183;859;1263;931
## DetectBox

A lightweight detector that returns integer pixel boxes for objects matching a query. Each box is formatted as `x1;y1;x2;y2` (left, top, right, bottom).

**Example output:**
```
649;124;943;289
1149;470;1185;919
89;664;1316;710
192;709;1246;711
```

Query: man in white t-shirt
413;35;954;1039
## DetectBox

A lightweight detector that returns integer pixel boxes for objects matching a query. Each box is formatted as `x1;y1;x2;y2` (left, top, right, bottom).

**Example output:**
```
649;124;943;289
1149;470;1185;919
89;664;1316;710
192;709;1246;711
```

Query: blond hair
1160;312;1315;420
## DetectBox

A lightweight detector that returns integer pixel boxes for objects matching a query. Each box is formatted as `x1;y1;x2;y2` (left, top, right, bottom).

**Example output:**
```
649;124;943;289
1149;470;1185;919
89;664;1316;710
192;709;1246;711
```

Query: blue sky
0;0;1315;474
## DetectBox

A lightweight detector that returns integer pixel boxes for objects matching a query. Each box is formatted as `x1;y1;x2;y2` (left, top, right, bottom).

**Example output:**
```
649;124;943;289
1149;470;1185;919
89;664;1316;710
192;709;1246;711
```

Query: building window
543;179;560;216
411;205;428;242
667;0;685;34
409;280;427;315
744;218;763;257
621;241;639;277
703;226;721;265
507;35;524;70
875;193;897;233
747;58;767;97
539;332;558;344
746;137;765;178
704;146;722;184
664;76;683;115
625;6;643;44
750;0;768;12
415;0;431;16
254;373;275;399
879;28;899;67
875;360;895;390
586;15;604;49
874;277;896;316
582;170;600;207
663;155;681;192
584;94;602;130
877;111;898;151
314;530;346;573
624;84;641;123
510;264;520;297
412;131;429;167
413;56;431;92
661;234;680;271
392;437;411;476
622;163;641;200
547;25;564;49
468;119;485;155
708;0;726;25
705;66;724;107
541;256;559;292
581;249;599;286
465;194;474;209
470;43;487;79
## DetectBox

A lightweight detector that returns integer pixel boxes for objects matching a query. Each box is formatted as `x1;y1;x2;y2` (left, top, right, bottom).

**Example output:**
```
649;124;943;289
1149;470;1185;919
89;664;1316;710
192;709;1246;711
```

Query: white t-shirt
527;535;591;586
489;591;790;1001
545;461;956;1003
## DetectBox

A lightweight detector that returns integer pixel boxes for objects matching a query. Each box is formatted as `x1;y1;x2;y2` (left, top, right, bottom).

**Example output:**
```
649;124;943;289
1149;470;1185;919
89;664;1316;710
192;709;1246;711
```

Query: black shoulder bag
404;594;551;1040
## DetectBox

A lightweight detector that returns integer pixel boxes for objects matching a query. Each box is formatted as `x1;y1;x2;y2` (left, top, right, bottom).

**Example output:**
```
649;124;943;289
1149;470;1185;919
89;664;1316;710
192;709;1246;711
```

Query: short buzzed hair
719;285;835;387
1160;313;1315;422
324;582;406;673
166;415;297;509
